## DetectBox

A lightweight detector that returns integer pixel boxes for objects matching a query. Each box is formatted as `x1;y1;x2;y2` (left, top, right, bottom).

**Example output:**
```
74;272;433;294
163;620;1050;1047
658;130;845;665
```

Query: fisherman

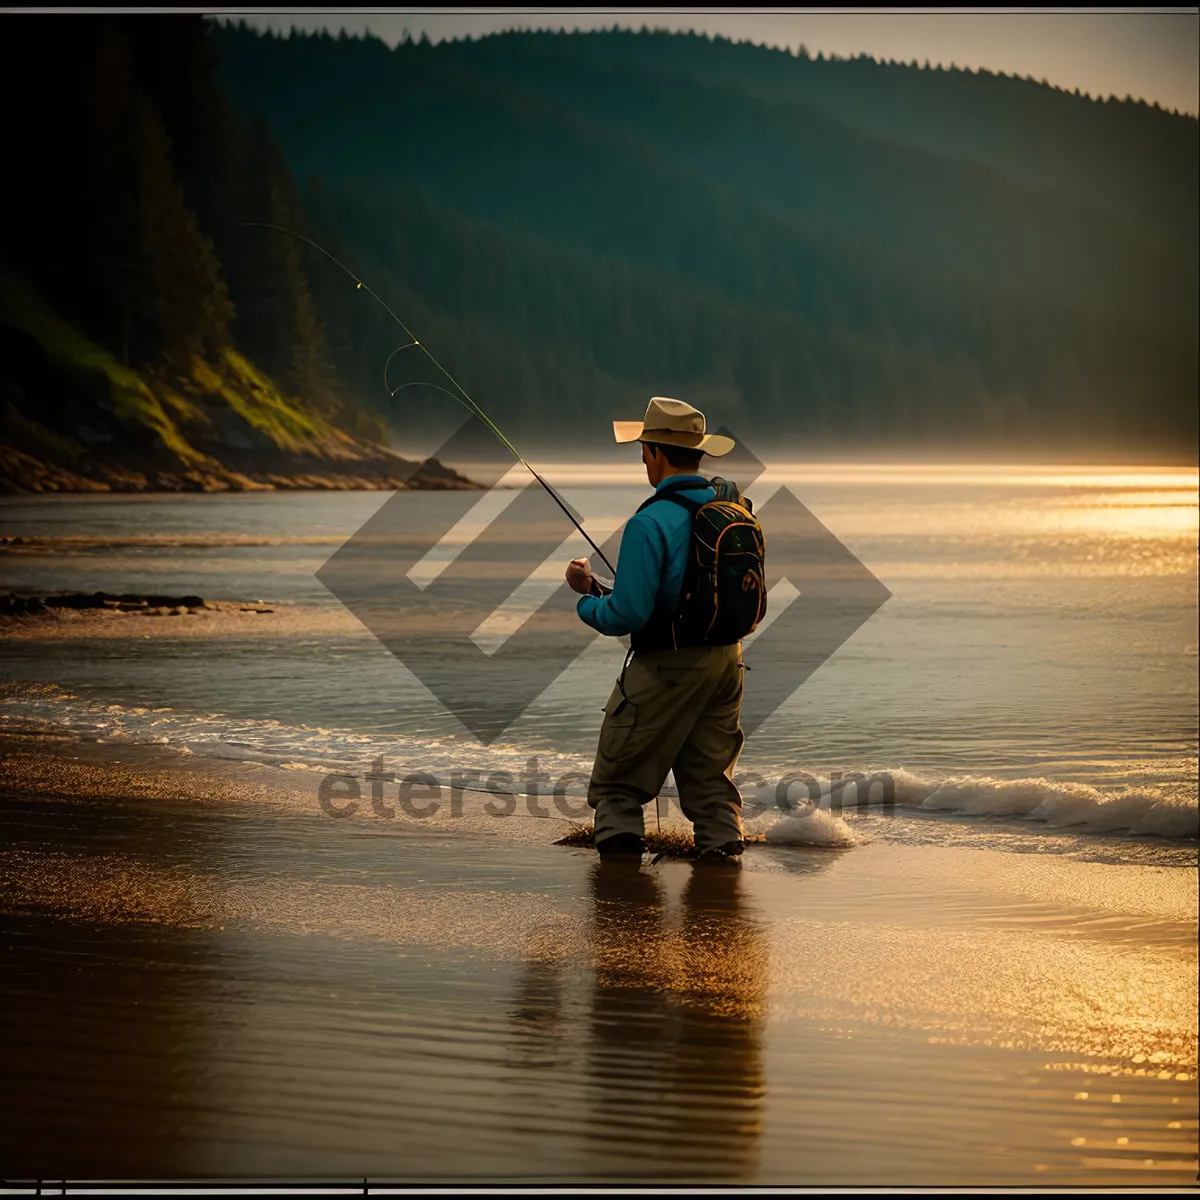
565;397;763;862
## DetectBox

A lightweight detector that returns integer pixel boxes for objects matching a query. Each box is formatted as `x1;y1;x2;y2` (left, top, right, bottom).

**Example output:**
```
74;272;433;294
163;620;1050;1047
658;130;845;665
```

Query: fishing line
243;222;616;574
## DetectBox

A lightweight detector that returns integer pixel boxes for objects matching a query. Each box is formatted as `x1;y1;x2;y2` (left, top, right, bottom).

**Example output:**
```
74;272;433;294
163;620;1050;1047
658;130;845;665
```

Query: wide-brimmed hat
612;397;735;457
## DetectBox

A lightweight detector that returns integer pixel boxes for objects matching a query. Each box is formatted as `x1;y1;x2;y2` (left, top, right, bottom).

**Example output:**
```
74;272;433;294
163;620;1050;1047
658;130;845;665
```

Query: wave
4;683;1196;843
909;772;1198;840
745;806;858;848
745;768;1198;840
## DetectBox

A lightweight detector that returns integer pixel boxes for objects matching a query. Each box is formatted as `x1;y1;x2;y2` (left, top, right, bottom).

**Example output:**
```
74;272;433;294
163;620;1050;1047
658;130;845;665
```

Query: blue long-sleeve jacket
576;474;715;636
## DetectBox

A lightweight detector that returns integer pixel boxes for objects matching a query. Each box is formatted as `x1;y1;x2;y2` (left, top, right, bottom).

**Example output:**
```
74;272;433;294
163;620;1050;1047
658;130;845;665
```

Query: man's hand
566;557;596;596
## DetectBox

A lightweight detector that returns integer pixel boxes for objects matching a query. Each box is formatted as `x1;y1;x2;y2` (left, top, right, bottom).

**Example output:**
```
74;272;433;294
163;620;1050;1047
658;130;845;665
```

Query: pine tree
121;89;233;364
233;116;330;401
80;25;231;366
125;14;249;279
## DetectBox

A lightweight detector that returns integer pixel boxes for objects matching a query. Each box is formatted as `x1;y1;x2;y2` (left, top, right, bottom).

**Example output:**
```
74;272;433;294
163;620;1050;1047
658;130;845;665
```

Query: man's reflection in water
582;859;770;1182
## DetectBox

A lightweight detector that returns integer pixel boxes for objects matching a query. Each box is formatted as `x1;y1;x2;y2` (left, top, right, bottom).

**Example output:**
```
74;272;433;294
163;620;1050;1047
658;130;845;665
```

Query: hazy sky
233;7;1200;116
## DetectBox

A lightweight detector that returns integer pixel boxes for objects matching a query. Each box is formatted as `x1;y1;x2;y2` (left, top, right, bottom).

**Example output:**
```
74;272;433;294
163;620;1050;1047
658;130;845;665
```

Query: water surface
1;464;1196;1184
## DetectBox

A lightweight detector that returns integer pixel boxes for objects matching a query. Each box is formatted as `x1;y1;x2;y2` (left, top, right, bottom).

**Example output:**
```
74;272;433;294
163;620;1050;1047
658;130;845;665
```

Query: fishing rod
243;222;616;574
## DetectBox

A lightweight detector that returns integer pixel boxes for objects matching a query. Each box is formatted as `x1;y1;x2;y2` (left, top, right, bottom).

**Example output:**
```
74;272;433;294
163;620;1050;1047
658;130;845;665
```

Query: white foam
742;767;1198;841
6;684;1196;843
748;806;858;847
918;774;1199;839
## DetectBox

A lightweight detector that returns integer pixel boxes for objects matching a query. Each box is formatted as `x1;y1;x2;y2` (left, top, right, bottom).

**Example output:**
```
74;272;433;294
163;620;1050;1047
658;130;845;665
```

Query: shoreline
3;735;1196;1114
3;599;1197;848
1;731;1195;1182
0;453;482;496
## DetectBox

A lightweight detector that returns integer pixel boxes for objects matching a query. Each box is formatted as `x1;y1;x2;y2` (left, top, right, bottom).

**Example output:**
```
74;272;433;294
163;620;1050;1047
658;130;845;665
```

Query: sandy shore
1;732;1195;1183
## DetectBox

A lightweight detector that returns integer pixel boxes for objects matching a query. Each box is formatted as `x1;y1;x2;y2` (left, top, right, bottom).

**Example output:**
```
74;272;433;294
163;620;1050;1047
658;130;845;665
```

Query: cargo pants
588;643;746;851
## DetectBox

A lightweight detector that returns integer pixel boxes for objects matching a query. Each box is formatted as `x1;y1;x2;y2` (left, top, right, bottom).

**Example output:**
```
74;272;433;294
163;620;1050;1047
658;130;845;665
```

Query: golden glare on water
1035;491;1200;538
533;462;1200;491
534;463;1200;573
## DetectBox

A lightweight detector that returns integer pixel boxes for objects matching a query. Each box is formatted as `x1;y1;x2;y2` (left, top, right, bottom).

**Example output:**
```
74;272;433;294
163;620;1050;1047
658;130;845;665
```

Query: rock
0;588;260;619
45;593;100;609
0;594;52;616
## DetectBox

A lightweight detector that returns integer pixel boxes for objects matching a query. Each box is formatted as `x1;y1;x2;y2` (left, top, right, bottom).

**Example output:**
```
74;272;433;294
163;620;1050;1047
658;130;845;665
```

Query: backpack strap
629;479;710;655
639;491;703;516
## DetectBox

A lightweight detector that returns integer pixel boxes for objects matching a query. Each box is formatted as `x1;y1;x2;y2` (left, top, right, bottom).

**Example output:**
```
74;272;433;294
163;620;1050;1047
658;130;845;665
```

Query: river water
0;463;1196;1184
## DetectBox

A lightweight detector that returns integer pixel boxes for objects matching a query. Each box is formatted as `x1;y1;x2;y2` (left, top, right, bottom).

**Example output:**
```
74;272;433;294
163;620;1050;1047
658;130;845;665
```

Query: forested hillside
210;23;1197;458
0;16;467;492
1;16;1194;488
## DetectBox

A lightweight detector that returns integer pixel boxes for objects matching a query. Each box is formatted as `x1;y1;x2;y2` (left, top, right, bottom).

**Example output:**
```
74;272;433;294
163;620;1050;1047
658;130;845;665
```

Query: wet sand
1;736;1195;1185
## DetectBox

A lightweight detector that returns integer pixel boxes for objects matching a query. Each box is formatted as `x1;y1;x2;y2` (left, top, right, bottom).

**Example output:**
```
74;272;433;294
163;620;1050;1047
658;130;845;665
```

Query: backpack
634;475;767;650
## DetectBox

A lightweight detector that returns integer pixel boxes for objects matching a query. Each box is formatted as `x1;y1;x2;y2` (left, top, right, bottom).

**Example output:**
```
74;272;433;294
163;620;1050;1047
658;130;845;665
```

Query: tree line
0;15;381;442
1;16;1194;461
212;21;1196;455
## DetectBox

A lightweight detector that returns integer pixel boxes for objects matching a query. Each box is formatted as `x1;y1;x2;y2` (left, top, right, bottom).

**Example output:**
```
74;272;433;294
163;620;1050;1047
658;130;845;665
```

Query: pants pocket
597;694;638;766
